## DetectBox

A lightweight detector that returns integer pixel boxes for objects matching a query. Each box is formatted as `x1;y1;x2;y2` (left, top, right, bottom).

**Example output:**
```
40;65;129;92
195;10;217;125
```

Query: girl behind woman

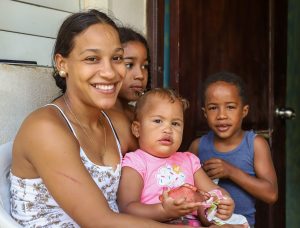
107;26;151;153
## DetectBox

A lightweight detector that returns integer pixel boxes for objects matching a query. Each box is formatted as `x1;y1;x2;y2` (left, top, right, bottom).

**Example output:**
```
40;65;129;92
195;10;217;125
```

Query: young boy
189;71;278;227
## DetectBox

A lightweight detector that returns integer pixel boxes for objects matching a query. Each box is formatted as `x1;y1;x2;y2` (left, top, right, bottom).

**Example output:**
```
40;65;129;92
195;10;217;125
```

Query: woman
10;9;189;227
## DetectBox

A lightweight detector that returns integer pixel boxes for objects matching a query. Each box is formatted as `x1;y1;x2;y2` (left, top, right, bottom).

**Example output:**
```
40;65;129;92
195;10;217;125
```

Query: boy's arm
203;135;278;204
189;138;201;156
117;167;201;222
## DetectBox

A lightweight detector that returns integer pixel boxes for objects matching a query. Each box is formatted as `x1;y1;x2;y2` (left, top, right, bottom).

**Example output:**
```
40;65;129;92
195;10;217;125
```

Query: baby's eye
153;119;162;124
125;62;134;69
172;121;181;127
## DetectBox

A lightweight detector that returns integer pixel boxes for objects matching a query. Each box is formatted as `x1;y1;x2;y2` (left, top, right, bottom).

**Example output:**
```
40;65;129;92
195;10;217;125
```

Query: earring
59;70;67;78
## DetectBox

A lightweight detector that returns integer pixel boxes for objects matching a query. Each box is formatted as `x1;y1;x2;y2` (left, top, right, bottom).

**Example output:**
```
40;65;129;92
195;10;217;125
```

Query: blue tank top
198;130;256;225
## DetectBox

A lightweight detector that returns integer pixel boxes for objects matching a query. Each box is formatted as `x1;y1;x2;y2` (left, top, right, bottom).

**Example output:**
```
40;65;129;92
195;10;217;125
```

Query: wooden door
147;0;287;227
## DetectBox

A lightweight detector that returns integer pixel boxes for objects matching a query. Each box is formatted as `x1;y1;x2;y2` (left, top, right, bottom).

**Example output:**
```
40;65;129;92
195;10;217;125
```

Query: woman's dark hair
118;26;151;90
202;71;248;105
52;9;119;93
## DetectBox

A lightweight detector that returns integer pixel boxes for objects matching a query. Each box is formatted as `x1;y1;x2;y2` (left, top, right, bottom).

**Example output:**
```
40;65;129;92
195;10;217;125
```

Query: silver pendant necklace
63;94;107;157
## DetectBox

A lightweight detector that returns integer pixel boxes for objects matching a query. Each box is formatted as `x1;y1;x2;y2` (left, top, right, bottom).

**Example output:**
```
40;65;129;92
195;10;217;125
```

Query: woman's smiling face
61;23;126;109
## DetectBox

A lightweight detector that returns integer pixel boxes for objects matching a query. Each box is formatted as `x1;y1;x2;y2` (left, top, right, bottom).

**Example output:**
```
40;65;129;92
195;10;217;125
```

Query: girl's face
203;81;249;140
118;41;149;102
132;95;184;158
56;23;126;109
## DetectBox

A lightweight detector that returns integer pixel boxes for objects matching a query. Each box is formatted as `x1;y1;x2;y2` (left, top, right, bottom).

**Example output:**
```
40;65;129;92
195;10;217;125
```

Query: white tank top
10;104;122;227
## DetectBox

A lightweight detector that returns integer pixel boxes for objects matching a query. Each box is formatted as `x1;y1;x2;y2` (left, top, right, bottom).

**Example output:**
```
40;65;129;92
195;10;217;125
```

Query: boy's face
203;81;249;140
132;94;184;158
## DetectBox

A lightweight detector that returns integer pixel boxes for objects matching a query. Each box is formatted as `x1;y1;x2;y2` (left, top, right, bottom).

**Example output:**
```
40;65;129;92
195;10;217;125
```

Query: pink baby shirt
122;149;201;204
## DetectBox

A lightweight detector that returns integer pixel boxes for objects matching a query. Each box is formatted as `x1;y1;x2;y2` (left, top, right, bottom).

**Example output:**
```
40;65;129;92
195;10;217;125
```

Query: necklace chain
63;94;107;157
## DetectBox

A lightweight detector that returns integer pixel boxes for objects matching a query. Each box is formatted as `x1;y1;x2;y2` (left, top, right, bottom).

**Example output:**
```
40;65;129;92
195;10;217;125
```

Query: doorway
147;0;287;227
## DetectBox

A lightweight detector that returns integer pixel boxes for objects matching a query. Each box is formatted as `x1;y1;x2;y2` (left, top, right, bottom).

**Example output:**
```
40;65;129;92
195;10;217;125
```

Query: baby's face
133;95;184;158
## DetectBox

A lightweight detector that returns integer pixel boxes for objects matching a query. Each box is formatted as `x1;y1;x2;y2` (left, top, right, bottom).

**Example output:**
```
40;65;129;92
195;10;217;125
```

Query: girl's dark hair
202;71;248;105
118;26;151;90
52;9;119;93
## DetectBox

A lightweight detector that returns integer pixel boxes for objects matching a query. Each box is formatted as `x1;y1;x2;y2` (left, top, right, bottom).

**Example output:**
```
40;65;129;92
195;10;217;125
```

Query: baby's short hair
134;88;189;120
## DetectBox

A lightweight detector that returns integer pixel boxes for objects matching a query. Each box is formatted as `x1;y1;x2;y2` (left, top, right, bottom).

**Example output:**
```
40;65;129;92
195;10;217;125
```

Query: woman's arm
118;167;202;222
12;109;185;228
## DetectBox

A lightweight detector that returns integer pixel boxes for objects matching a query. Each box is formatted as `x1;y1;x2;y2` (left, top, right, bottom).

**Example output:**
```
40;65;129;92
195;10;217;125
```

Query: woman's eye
227;105;236;110
85;57;98;63
125;63;133;69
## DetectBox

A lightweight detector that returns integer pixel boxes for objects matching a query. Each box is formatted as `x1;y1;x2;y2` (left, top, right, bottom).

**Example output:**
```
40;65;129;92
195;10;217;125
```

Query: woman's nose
99;59;115;79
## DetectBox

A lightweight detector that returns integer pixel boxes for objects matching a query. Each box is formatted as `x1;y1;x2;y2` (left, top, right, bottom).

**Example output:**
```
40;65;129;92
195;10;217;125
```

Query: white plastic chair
0;141;21;227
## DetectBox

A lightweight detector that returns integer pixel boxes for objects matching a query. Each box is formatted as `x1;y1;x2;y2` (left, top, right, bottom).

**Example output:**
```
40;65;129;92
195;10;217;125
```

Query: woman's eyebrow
79;47;124;55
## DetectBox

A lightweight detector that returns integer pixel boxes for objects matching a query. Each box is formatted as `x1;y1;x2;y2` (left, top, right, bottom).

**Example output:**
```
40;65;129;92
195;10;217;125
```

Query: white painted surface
110;0;146;35
0;64;61;144
0;0;146;66
0;1;147;146
0;31;55;66
16;0;80;12
0;0;70;38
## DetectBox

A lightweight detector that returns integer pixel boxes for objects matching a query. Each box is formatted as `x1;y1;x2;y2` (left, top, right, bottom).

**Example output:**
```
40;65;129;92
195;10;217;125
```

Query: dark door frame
147;0;287;227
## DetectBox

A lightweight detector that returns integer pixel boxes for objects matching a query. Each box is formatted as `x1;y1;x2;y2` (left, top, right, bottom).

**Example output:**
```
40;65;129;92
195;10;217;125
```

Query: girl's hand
160;190;202;219
215;196;234;220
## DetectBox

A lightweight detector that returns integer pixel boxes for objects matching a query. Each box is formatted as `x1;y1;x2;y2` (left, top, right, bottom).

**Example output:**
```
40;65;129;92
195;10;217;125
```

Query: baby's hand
215;196;234;220
160;189;202;219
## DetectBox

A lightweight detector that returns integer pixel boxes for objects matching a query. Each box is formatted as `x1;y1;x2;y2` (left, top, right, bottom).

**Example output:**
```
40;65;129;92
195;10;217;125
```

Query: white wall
83;0;146;35
0;0;147;144
0;0;146;66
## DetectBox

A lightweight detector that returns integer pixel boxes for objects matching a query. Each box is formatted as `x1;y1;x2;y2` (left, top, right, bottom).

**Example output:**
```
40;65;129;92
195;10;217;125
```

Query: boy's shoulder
188;137;201;155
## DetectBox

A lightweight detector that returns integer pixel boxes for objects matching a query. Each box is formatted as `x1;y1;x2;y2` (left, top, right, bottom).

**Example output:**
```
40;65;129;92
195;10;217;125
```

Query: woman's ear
55;53;68;73
242;104;249;118
131;121;140;138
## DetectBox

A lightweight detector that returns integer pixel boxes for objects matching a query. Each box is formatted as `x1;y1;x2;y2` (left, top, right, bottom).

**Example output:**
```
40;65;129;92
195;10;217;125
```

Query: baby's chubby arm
118;166;203;222
194;168;235;224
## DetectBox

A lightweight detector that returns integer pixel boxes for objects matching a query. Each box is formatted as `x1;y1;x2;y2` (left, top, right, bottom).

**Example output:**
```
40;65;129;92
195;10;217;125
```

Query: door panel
148;0;286;227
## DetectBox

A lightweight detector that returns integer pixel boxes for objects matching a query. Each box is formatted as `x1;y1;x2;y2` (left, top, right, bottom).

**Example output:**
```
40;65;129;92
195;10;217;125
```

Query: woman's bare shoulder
12;105;79;177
